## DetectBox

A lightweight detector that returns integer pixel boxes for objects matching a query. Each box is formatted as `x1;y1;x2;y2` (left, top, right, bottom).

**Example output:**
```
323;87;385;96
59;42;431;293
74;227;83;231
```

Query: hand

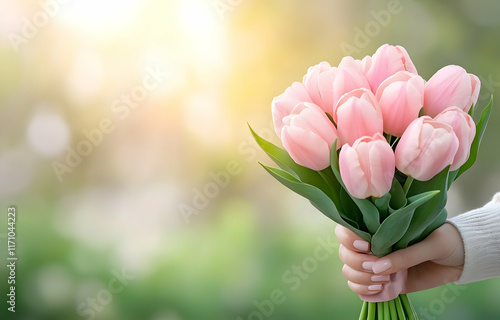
335;223;465;297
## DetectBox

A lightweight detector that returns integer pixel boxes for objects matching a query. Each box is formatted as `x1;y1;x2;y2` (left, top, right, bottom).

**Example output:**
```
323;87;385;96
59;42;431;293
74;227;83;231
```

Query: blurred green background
1;0;499;319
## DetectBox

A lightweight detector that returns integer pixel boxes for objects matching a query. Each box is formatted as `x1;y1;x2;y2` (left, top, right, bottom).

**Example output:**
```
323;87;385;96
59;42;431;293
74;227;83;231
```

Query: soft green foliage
251;94;492;257
251;93;493;319
455;96;493;181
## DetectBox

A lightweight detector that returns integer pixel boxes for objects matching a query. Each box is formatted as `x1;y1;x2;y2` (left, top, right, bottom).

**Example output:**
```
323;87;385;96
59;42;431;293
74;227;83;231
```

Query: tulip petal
282;126;331;170
339;145;369;198
272;82;313;137
423;65;474;117
396;117;459;181
339;134;394;199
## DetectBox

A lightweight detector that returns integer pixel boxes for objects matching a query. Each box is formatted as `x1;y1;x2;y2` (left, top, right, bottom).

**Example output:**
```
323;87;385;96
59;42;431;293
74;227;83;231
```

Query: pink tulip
272;82;313;137
338;55;372;76
334;88;383;147
303;61;370;116
365;44;418;93
375;71;425;137
339;133;395;199
434;107;476;171
395;117;459;181
302;61;335;113
281;102;338;170
423;65;481;117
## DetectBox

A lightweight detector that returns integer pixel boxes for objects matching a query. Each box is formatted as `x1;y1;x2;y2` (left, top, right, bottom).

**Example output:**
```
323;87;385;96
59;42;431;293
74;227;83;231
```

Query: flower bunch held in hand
250;43;492;320
271;43;483;199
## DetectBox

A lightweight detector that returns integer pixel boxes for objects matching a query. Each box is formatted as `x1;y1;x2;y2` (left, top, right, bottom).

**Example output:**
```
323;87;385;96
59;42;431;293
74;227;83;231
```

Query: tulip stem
403;177;414;196
359;301;368;320
391;137;400;148
400;294;418;319
385;134;392;144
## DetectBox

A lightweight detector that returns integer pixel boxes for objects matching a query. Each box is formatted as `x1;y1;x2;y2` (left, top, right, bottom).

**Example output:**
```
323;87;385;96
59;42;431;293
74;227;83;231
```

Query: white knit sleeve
447;192;500;285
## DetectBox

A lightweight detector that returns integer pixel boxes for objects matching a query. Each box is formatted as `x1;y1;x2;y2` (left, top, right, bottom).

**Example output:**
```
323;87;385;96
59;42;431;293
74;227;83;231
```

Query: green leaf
389;177;407;210
412;208;448;245
329;140;380;235
454;96;493;180
318;168;343;209
371;190;439;257
340;187;364;231
468;102;475;117
260;163;371;241
373;193;391;221
394;166;450;250
248;124;332;197
447;170;459;190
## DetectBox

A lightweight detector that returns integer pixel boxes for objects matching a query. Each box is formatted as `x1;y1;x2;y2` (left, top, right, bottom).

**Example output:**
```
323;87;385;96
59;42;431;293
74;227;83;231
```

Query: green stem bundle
358;294;418;319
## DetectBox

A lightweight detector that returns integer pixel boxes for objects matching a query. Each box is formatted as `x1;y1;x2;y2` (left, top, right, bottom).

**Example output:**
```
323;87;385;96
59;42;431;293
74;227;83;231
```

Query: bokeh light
1;0;499;319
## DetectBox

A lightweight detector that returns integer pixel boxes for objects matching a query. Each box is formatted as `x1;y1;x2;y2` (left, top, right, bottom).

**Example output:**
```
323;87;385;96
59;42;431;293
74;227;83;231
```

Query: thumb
370;238;443;275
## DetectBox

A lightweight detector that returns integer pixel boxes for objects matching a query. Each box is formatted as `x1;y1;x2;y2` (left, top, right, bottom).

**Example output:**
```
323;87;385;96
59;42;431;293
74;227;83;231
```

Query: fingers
335;224;371;253
342;265;391;285
336;222;465;296
336;225;384;295
347;281;385;296
370;223;464;276
339;244;378;272
369;242;433;275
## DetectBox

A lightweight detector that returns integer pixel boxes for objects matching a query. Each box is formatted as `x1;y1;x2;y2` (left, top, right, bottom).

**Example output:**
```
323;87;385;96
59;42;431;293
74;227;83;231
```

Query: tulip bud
303;61;370;116
339;133;395;199
423;65;481;117
338;55;372;76
434;107;476;171
272;82;313;137
303;61;335;113
281;102;338;170
395;117;459;181
334;88;383;147
365;44;418;93
375;71;425;137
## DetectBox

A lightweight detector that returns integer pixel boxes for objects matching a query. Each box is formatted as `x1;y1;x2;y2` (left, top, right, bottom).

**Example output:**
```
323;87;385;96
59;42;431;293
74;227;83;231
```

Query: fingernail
368;284;383;291
362;261;375;271
353;240;370;251
372;259;392;274
371;275;390;282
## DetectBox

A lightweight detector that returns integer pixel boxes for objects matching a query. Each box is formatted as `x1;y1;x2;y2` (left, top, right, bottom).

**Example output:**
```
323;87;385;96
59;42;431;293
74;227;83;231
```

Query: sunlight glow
57;0;141;33
177;0;226;63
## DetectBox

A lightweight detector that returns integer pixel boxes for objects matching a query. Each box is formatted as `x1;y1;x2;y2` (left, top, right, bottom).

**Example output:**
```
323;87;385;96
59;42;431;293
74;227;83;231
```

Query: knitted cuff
448;192;500;285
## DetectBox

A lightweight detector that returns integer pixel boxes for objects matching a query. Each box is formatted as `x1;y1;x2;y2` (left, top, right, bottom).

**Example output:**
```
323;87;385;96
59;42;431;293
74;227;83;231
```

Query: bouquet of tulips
249;44;492;319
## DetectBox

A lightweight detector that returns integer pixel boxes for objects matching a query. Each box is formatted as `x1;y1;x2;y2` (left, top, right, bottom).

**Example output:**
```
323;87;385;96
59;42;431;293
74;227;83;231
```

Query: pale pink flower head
339;133;395;199
303;61;370;116
338;55;372;76
375;71;425;137
423;65;481;117
334;88;383;147
302;61;335;113
434;107;476;171
365;44;418;93
281;102;338;170
395;116;459;181
272;82;313;137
